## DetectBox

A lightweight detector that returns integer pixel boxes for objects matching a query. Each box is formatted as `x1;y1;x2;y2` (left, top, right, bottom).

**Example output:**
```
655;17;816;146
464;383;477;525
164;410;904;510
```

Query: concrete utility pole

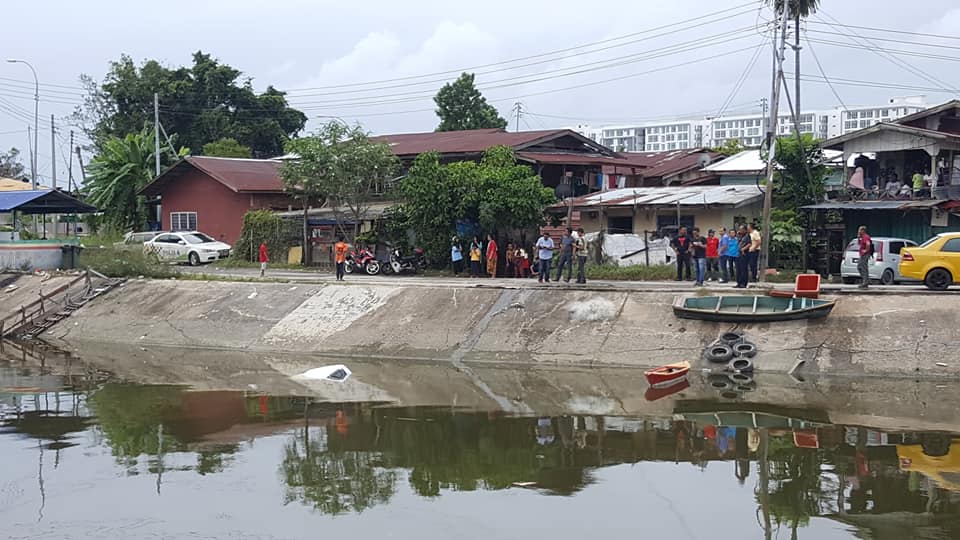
67;131;74;192
7;59;39;189
513;102;522;132
760;6;792;283
50;114;56;190
154;93;161;177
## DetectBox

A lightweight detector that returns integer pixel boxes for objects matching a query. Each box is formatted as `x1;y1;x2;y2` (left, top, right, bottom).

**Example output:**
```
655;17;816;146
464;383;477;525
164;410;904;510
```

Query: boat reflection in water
2;365;960;539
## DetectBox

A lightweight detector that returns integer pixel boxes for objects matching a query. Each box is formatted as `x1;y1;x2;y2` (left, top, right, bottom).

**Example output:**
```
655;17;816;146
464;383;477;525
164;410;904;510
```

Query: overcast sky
2;0;959;184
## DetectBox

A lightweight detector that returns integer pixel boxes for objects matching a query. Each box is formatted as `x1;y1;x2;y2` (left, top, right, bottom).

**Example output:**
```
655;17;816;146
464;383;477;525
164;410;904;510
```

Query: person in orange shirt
486;233;498;278
334;236;349;281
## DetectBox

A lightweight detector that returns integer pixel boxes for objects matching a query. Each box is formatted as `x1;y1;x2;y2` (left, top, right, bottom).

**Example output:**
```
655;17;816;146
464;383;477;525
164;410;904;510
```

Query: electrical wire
805;20;960;43
716;39;767;118
805;38;960;63
803;32;848;112
805;28;960;51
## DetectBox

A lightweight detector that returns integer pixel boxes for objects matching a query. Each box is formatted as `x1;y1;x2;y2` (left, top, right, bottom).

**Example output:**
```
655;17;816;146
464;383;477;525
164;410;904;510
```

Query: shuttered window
170;212;197;232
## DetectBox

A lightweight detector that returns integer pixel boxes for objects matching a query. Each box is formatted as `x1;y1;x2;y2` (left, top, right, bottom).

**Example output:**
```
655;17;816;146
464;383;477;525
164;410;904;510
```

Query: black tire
735;383;757;393
842;276;858;284
719;332;743;346
727;358;754;372
705;344;734;363
732;342;757;358
921;434;952;457
188;252;201;266
925;268;952;291
365;261;381;275
344;261;355;274
708;375;733;390
381;262;394;275
880;268;895;285
727;372;754;384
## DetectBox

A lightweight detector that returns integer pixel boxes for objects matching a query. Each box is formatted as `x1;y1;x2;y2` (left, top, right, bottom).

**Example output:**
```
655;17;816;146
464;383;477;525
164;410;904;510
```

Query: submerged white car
143;231;231;266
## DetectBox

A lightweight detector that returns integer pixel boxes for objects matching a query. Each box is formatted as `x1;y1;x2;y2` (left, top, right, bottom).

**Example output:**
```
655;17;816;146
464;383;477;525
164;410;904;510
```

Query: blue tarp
0;190;97;214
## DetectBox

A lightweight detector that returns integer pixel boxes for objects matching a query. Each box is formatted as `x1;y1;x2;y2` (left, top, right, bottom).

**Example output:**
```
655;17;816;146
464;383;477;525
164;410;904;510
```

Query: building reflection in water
2;368;960;538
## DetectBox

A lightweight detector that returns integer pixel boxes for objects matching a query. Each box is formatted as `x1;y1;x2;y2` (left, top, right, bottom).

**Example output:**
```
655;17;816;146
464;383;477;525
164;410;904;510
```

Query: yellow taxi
899;232;960;290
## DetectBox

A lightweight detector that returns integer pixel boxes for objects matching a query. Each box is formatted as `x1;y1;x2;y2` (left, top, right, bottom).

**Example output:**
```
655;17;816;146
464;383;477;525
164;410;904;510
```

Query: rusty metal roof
140;156;285;197
372;128;613;158
559;185;764;209
602;149;721;179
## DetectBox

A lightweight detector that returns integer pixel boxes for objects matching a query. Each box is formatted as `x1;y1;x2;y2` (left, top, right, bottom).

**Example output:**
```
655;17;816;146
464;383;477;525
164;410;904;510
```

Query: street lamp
6;59;39;190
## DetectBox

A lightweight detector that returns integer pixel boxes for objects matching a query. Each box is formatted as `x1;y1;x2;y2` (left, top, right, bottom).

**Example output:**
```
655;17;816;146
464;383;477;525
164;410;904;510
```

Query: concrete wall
42;279;960;380
578;204;762;235
0;242;65;271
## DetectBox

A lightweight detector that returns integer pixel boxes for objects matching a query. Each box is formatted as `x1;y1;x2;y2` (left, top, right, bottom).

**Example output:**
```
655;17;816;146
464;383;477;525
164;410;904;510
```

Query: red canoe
644;378;690;401
645;361;691;387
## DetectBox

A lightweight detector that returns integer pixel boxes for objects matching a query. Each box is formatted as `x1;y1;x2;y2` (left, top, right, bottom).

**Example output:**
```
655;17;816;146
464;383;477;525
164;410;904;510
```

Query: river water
2;361;960;540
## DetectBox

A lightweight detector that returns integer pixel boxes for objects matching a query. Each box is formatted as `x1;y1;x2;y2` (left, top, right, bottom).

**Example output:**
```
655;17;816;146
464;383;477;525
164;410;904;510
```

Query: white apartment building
573;96;928;152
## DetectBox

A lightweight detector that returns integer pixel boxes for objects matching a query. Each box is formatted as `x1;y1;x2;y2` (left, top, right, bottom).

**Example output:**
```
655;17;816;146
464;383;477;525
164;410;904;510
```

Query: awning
803;199;952;211
0;190;98;214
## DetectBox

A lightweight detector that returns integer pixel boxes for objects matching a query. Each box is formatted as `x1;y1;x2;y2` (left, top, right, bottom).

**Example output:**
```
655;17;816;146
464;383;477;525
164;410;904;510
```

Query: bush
234;210;301;264
79;247;179;279
584;264;676;281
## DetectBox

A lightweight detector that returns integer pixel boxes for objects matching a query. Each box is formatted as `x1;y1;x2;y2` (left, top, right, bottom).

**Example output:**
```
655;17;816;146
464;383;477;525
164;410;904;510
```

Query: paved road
180;265;937;294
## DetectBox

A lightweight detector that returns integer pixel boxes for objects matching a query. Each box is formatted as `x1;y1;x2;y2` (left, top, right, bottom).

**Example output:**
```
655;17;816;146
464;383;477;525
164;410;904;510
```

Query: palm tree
84;129;158;232
766;0;821;119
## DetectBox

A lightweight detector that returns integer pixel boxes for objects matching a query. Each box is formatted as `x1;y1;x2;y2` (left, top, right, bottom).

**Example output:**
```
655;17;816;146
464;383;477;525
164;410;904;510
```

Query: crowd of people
670;224;763;288
450;227;591;284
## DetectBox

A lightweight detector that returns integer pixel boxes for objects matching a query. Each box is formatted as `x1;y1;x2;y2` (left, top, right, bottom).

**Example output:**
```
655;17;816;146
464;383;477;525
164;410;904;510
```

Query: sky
1;0;959;185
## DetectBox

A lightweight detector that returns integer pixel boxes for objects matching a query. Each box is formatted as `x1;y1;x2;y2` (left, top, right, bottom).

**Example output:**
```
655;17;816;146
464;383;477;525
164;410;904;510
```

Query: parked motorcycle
381;246;426;275
344;246;381;275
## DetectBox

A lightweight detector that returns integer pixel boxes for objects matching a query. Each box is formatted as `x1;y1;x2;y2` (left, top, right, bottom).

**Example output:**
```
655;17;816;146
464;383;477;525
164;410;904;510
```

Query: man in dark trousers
857;225;873;289
671;226;693;281
734;226;751;289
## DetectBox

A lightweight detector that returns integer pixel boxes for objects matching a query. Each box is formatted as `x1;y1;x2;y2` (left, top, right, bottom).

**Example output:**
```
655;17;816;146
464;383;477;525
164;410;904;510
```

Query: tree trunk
302;202;311;266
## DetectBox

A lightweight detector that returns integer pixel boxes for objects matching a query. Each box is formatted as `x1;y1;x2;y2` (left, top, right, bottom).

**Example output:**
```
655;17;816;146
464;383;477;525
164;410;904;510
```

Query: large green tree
0;147;26;179
202;137;252;158
84;128;186;231
394;146;555;261
434;73;508;132
772;133;825;209
74;51;307;158
280;121;400;264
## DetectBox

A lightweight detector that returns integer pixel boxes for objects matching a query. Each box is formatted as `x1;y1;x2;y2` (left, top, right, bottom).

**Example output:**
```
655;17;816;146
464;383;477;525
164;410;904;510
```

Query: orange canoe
645;361;690;387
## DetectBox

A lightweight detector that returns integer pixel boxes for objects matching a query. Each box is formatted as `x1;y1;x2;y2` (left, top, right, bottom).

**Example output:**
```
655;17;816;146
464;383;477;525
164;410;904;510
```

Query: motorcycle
344;246;381;275
381;246;426;275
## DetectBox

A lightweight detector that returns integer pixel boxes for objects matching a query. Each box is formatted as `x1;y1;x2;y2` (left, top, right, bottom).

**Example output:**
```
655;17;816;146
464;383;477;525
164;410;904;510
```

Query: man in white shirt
535;231;555;284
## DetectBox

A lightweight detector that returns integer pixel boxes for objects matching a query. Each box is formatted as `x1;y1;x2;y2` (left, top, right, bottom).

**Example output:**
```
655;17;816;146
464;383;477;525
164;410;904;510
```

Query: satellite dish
696;153;712;168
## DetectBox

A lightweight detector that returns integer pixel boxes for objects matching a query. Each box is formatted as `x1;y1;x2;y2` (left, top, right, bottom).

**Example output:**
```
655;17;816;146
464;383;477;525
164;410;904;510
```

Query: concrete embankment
39;277;960;379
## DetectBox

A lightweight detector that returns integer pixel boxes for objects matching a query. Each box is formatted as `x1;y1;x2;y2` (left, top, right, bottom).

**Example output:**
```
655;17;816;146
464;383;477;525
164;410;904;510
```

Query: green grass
584;263;677;281
214;256;304;270
79;247;180;279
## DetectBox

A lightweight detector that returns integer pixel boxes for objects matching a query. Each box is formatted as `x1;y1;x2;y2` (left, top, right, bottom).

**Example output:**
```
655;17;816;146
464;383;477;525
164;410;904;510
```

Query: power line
716;39;767;118
803;33;848;112
805;28;960;52
790;73;960;95
804;20;960;43
806;38;960;63
283;1;763;93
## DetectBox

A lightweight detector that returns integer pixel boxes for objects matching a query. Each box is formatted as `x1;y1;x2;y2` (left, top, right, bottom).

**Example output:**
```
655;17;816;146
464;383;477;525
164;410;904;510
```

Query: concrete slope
43;278;960;378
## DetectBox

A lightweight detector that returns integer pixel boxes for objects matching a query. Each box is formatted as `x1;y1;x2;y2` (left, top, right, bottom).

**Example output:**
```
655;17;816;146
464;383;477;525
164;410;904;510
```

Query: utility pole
26;125;34;183
7;59;39;190
154;92;161;177
50;115;56;190
760;98;769;141
760;6;792;283
75;146;86;184
513;102;522;132
67;131;74;193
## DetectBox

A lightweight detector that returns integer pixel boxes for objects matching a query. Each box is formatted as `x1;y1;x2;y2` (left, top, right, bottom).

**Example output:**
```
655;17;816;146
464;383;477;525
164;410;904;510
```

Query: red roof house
140;156;296;245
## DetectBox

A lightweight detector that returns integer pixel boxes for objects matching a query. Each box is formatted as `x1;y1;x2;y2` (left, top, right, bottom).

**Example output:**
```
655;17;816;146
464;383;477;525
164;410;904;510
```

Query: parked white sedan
144;231;231;266
840;236;919;285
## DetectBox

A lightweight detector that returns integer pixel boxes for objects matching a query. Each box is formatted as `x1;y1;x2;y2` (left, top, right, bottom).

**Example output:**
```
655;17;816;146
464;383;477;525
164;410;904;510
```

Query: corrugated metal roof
802;201;914;210
516;151;631;166
561;185;764;209
372;128;570;157
0;190;97;214
140;156;285;197
607;149;720;179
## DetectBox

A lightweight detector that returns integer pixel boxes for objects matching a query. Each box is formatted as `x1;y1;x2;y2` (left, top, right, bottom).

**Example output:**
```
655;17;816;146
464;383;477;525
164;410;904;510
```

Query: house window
170;212;197;232
608;216;634;234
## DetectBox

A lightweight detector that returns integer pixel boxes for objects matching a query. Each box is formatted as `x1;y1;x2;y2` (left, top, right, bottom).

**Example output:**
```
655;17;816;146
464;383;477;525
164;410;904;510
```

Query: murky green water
2;364;960;539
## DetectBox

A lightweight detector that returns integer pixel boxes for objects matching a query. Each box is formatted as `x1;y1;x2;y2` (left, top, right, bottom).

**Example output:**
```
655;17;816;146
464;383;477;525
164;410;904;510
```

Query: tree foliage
74;51;306;158
234;210;300;262
280;121;400;238
434;73;508;132
0;147;26;179
772;133;826;209
202;137;252;158
765;0;820;17
713;138;745;156
84;128;186;232
394;146;556;261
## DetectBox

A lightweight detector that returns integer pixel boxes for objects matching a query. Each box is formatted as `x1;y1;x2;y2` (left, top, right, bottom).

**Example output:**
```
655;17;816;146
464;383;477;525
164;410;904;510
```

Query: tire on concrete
719;332;743;346
732;342;757;358
925;268;952;291
708;375;734;390
705;344;734;363
881;268;895;285
727;357;754;372
727;372;754;385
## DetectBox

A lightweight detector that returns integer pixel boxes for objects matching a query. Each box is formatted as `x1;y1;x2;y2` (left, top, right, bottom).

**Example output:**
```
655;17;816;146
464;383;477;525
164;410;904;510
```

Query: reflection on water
2;365;960;539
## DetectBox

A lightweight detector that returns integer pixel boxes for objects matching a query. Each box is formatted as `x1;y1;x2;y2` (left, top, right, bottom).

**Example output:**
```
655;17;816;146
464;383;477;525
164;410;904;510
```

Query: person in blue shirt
725;228;740;284
450;237;464;276
718;227;729;283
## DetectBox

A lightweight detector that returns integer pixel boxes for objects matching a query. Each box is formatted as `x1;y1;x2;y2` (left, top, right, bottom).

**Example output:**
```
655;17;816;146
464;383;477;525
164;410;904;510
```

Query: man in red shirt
705;229;720;282
259;242;269;277
857;226;872;289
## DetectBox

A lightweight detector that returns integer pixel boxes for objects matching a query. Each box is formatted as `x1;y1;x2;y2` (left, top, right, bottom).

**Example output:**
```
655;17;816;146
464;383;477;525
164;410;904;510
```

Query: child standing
259;242;269;277
469;238;482;277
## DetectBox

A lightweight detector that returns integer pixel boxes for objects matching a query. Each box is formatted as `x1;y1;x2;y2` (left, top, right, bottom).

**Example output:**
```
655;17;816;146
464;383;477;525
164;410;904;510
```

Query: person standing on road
747;223;762;282
469;237;482;277
259;242;269;277
451;237;464;276
735;226;751;289
486;233;498;278
691;227;707;286
555;228;575;282
857;225;873;289
723;228;739;283
718;228;730;283
671;226;693;281
334;236;349;281
575;227;589;284
535;231;555;283
706;229;720;282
